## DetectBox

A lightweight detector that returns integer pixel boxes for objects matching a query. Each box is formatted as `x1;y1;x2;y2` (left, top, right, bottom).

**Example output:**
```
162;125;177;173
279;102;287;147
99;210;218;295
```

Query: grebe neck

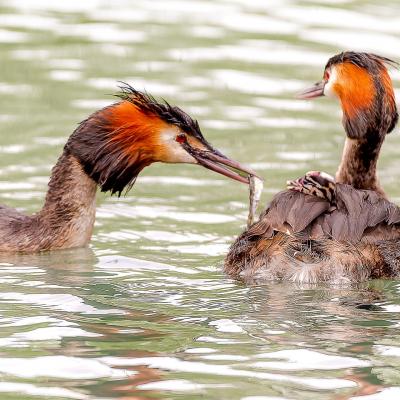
335;135;385;196
36;151;97;249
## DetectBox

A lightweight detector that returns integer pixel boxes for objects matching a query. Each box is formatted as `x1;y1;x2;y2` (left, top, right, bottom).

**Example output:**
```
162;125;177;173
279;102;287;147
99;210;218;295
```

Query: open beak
296;81;325;99
189;147;262;184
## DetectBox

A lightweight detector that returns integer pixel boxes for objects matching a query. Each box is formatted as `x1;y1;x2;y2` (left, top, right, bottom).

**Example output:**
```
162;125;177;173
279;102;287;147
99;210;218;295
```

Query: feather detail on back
225;185;400;284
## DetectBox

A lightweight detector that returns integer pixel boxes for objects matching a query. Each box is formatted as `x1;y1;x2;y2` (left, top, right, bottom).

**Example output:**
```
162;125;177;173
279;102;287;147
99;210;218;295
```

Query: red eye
325;71;330;81
176;134;186;144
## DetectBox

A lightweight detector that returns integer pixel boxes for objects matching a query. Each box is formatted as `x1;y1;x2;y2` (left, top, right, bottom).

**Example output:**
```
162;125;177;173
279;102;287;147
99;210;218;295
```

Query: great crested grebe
0;84;258;253
225;51;400;284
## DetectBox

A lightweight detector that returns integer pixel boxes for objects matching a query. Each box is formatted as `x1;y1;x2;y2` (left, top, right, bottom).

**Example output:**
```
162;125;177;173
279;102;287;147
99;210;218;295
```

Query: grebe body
225;52;399;284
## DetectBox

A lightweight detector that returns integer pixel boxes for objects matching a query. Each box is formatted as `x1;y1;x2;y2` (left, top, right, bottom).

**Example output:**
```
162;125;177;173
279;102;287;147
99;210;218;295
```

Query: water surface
0;0;400;398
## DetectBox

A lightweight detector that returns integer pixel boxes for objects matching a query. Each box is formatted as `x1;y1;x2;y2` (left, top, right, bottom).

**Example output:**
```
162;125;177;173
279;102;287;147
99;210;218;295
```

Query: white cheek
323;67;338;99
169;143;197;163
159;128;197;164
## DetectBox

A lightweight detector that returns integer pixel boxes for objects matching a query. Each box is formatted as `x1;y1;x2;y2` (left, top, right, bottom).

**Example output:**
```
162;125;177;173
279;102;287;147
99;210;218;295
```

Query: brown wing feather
251;184;400;243
315;185;400;241
252;190;330;238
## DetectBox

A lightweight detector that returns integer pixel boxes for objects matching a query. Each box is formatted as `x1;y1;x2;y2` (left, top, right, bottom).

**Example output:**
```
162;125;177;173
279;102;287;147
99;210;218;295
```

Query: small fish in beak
247;175;263;227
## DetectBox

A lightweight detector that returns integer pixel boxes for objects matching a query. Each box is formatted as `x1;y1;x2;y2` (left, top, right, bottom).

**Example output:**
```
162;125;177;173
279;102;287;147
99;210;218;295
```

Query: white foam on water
0;356;133;379
212;70;304;95
185;348;218;354
0;382;87;400
216;13;297;34
0;14;60;30
49;70;82;81
374;345;400;357
14;326;101;341
0;292;124;315
209;319;245;333
101;356;356;390
300;29;400;58
55;23;145;43
253;349;370;370
0;29;28;42
97;255;199;275
351;387;400;400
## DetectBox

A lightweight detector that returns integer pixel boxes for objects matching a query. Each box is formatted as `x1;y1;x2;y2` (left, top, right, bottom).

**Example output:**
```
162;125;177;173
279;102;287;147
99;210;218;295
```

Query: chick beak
296;81;325;99
187;145;262;184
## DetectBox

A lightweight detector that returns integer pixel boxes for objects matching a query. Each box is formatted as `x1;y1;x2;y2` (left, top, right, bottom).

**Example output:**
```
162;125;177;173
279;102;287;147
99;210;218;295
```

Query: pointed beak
296;81;325;99
189;147;262;185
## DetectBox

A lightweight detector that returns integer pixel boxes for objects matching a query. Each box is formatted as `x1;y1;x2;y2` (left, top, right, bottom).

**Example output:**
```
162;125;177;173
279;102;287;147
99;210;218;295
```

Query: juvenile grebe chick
225;51;400;284
0;84;259;252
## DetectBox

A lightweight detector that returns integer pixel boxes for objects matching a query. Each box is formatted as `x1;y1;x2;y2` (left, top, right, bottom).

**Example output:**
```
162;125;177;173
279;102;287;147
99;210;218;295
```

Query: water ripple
0;0;399;398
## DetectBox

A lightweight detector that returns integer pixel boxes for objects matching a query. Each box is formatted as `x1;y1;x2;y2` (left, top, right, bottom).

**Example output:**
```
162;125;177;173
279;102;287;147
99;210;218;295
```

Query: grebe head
66;83;259;195
298;51;398;139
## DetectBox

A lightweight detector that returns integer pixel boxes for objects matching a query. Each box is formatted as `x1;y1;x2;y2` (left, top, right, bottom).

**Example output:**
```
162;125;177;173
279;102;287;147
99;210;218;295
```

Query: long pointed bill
191;149;262;184
296;81;325;99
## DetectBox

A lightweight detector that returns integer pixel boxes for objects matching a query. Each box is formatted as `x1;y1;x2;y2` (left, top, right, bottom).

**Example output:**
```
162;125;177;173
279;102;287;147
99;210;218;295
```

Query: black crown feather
115;82;205;141
325;51;399;74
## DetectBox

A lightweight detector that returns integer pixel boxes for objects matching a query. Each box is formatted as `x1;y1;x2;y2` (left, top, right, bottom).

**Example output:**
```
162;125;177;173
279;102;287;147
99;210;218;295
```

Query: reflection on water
0;0;400;398
1;251;400;399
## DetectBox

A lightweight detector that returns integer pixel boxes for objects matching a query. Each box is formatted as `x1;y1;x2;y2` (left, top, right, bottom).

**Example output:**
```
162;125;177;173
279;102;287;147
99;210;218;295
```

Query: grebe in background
225;51;400;284
0;84;259;252
292;52;398;197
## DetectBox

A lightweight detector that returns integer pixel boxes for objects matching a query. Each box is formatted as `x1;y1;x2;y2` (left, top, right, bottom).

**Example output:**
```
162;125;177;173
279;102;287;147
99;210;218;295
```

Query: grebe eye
325;71;330;81
176;134;186;144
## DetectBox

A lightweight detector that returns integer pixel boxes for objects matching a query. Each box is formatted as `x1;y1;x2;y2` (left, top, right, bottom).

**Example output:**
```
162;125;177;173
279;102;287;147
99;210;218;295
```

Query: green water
0;0;400;399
